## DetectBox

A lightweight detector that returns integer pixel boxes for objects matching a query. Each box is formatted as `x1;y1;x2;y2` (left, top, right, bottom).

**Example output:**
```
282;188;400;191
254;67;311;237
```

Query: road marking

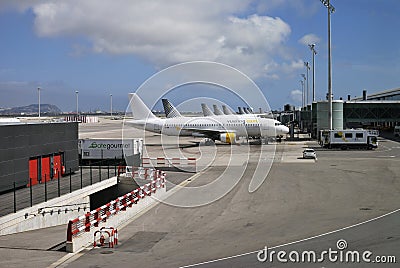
48;250;88;268
179;207;400;268
49;171;203;268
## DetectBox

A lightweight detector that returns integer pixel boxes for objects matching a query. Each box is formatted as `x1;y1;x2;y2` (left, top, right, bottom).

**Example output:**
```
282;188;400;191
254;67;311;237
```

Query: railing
1;163;121;217
142;157;196;169
66;169;165;242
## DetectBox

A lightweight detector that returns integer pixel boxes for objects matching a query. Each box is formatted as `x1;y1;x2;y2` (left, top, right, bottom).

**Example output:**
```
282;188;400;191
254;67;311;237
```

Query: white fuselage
129;114;288;139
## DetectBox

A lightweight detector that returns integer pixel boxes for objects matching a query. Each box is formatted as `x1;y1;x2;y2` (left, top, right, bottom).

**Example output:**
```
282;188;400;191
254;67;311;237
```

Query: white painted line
47;248;88;268
179;207;400;268
117;171;203;230
50;171;202;268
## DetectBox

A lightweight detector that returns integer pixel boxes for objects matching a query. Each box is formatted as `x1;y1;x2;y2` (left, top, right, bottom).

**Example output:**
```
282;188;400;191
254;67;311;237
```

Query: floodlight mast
110;93;113;117
37;87;41;118
320;0;335;130
304;62;310;106
75;90;79;116
309;44;317;102
300;74;306;108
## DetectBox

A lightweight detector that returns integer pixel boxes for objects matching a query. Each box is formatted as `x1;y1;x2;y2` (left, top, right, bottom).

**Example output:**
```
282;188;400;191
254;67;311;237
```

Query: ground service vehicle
319;129;379;150
394;126;400;137
303;148;316;159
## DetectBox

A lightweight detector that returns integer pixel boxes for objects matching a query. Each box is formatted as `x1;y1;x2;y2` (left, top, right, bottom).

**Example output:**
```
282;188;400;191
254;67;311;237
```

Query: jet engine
219;132;236;144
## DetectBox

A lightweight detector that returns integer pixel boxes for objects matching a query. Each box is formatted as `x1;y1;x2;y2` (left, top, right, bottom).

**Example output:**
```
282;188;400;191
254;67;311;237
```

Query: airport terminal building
281;88;400;138
0;122;79;192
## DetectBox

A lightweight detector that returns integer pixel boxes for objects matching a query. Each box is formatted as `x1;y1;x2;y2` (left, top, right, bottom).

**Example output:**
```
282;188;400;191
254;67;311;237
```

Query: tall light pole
301;74;306;108
110;93;113;117
320;0;335;130
37;87;41;118
304;62;310;106
309;44;317;102
75;90;79;116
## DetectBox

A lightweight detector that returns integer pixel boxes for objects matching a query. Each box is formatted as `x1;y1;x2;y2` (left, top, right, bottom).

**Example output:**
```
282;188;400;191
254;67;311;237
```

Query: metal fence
0;160;124;217
67;171;166;242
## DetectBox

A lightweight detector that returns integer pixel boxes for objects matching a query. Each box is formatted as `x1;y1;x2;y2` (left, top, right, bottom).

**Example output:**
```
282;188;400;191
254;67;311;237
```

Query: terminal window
345;133;352;138
356;133;364;138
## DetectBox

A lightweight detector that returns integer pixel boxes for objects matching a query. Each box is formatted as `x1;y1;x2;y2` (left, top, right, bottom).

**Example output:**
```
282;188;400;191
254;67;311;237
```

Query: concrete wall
0;176;117;236
0;122;79;192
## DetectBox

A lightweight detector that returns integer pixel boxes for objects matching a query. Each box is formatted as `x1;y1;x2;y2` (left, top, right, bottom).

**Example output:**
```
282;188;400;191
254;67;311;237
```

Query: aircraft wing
183;127;236;139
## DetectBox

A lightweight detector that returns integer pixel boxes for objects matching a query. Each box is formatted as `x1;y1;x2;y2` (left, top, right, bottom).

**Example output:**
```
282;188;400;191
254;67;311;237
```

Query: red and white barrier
117;166;165;180
142;157;196;169
66;170;166;251
93;227;118;248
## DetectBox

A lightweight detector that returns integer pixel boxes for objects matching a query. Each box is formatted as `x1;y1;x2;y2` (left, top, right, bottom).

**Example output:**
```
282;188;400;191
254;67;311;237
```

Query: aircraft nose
280;126;289;134
284;126;289;134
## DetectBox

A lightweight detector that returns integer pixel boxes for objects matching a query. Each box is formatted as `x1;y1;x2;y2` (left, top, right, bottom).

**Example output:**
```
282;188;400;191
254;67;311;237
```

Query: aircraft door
153;123;161;133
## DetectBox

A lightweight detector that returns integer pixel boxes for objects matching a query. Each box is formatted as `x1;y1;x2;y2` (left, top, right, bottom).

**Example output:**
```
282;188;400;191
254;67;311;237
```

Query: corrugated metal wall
0;122;79;192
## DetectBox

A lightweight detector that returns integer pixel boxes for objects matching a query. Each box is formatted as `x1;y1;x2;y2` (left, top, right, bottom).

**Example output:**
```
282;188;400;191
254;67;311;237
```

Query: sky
0;0;399;113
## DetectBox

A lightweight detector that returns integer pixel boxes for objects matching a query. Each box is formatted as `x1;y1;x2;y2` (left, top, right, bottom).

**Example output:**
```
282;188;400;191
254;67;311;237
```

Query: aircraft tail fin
201;103;215;116
222;105;233;115
128;93;157;120
213;104;224;115
162;99;182;118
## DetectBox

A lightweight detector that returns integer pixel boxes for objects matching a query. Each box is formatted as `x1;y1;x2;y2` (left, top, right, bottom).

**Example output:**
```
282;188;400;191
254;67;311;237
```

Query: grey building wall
0;122;78;192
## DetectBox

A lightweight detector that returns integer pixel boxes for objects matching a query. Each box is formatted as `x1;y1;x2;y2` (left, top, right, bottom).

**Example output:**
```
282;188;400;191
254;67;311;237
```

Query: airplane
162;98;182;118
201;103;215;117
222;105;234;115
213;104;224;115
166;98;275;123
128;93;289;144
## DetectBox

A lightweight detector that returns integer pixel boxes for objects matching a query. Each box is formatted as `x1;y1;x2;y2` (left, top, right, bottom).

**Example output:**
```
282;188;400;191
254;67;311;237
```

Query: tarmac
0;118;399;267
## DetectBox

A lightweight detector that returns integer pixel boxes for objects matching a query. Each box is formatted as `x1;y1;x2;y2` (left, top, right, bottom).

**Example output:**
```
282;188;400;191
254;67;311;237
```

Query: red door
53;154;62;179
42;156;51;182
28;158;39;187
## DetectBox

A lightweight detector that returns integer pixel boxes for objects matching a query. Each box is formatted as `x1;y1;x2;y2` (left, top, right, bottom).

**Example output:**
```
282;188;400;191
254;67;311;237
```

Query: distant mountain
0;104;62;115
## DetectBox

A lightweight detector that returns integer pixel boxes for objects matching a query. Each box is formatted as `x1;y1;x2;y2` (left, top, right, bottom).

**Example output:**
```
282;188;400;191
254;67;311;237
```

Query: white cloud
29;1;295;77
289;89;302;103
2;1;308;80
299;33;320;46
263;59;304;80
281;59;304;74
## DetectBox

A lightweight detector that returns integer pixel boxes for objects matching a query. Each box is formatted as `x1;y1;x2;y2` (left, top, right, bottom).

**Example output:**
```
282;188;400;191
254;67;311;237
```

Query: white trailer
394;126;400;137
319;129;379;150
79;139;143;161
